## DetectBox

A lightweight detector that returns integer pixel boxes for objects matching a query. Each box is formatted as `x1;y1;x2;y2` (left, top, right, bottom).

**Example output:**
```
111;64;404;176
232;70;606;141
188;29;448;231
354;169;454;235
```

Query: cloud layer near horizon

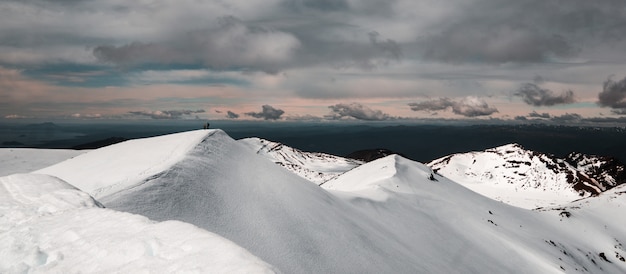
327;103;391;121
245;105;285;120
408;97;498;117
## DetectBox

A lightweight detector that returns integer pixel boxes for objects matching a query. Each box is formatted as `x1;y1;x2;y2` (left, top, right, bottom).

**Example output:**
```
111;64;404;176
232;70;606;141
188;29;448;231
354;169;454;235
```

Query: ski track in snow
4;129;626;273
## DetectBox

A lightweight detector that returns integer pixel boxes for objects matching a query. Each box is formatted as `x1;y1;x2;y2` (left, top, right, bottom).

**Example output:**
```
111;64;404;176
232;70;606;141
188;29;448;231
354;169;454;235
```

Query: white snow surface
8;130;626;273
0;148;86;177
428;143;585;209
0;173;275;273
36;130;209;198
325;154;626;273
239;137;362;184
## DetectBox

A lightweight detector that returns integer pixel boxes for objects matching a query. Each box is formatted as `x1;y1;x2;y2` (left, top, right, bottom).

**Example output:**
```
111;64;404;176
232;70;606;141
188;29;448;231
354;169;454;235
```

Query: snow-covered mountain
428;143;626;209
325;154;626;273
238;137;362;184
0;173;275;273
4;130;626;273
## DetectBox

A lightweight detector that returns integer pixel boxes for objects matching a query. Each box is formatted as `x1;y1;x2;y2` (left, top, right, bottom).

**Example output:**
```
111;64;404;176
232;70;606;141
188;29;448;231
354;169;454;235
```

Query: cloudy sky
1;0;626;123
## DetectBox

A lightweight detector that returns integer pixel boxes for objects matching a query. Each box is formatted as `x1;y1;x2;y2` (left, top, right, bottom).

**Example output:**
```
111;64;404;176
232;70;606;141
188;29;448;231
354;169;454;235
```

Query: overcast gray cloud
408;97;498;117
245;105;285;120
598;76;626;109
3;0;626;121
421;25;575;63
611;109;626;115
550;113;582;123
514;83;575;106
128;109;205;119
514;116;527;121
327;103;390;121
226;111;240;119
418;0;626;64
94;16;301;73
528;111;551;119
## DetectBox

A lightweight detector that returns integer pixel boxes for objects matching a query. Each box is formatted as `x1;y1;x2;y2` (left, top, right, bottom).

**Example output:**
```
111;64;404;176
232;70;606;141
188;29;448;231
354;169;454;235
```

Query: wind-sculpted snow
239;137;362;184
103;130;426;273
0;173;276;273
36;130;209;198
0;148;86;177
428;144;625;209
325;155;626;273
19;130;626;273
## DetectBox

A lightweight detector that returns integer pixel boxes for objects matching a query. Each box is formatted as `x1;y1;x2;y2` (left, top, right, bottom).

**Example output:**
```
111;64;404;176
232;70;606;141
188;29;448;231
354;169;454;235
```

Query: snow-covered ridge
0;173;275;273
0;148;86;177
239;137;362;184
7;130;626;273
322;154;439;199
428;143;626;209
35;130;214;198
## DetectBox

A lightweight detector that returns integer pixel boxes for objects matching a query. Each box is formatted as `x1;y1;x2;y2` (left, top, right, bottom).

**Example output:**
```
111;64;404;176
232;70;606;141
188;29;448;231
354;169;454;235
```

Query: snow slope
325;155;626;273
101;130;428;273
428;144;622;209
28;130;626;273
0;148;86;176
0;173;275;273
239;137;362;184
36;130;208;199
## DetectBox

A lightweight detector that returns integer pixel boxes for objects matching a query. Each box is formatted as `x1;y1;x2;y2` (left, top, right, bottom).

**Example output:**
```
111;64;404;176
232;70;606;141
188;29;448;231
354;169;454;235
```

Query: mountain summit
428;143;626;209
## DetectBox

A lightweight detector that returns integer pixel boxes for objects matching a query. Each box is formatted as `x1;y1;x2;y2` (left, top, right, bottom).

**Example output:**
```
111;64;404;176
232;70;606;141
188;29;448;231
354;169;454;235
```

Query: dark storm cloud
611;109;626;115
408;98;454;112
528;111;551;119
299;0;349;11
421;25;575;63
418;0;626;64
514;83;575;106
92;14;404;72
514;116;528;121
326;103;390;121
368;31;402;61
128;109;205;119
287;27;403;70
226;111;240;119
245;105;285;120
94;16;301;73
550;113;582;122
598;76;626;109
584;116;626;124
408;97;498;117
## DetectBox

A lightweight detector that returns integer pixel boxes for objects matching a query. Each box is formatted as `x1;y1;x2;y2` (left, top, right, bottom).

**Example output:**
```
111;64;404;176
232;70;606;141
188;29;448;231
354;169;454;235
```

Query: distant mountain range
237;138;626;208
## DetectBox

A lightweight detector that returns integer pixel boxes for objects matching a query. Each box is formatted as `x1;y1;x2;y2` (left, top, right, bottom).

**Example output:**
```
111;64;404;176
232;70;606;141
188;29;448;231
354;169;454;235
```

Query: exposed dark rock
599;252;610;263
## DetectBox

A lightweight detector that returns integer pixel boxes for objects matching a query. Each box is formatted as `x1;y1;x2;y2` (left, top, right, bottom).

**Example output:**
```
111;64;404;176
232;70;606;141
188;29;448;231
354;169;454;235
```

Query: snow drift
36;130;208;199
0;173;275;273
0;148;85;177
